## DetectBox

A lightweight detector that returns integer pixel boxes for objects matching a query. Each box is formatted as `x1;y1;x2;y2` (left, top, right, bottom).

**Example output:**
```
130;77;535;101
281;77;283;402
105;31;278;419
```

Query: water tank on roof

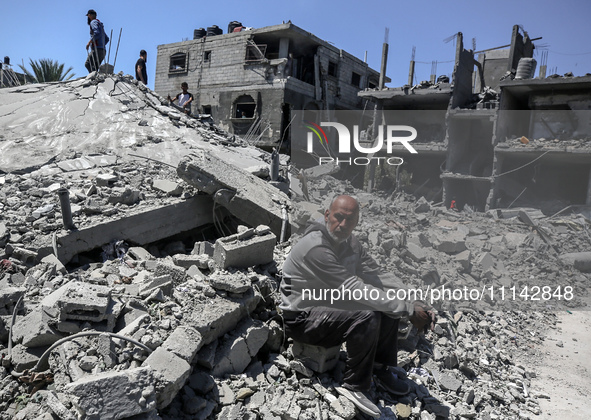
193;28;206;39
515;57;537;80
206;25;223;37
4;56;9;65
228;21;242;33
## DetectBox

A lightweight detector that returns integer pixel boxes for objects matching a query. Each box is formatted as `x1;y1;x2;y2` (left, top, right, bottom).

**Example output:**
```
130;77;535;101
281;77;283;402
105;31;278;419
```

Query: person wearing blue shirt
85;9;109;73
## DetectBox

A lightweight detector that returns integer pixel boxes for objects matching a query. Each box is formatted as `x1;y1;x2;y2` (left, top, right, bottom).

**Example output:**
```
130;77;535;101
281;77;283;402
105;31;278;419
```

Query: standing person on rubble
135;50;148;85
85;9;109;73
279;194;436;418
168;82;194;115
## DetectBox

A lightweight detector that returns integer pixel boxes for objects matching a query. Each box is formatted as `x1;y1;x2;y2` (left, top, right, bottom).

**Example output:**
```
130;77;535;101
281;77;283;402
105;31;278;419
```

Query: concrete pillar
379;43;388;89
314;54;322;101
408;61;415;86
279;38;289;59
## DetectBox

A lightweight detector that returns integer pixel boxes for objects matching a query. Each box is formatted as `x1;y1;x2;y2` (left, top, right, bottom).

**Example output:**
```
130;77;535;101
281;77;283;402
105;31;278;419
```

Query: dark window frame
328;61;338;77
351;71;362;88
169;52;188;73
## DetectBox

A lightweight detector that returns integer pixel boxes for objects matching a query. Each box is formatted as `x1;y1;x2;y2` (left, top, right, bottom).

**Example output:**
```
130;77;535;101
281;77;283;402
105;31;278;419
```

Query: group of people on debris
84;9;193;115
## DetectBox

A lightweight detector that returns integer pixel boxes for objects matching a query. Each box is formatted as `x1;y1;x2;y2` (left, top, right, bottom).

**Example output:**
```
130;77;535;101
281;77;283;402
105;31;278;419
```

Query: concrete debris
177;152;290;237
213;226;277;269
0;71;588;420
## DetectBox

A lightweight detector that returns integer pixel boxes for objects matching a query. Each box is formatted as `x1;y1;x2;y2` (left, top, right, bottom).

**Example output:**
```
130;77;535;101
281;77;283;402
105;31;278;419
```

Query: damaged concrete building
154;22;382;149
359;25;591;215
1;20;591;420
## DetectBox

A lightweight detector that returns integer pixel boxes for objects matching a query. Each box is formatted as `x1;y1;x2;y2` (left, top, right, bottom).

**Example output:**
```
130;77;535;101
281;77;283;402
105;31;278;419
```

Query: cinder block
161;325;203;363
291;341;340;373
41;281;111;323
66;366;157;420
213;231;276;269
143;347;191;409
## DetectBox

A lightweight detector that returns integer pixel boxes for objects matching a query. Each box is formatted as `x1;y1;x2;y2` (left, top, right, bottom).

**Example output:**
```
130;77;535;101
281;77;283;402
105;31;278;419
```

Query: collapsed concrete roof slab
32;195;214;264
177;151;290;237
0;74;274;174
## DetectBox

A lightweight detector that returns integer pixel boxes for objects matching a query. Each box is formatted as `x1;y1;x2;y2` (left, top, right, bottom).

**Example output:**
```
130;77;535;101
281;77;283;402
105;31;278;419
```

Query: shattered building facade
154;22;382;149
359;25;591;215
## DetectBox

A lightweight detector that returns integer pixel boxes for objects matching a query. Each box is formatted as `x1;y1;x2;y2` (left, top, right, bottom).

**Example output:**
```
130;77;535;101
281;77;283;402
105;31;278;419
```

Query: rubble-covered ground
1;74;590;420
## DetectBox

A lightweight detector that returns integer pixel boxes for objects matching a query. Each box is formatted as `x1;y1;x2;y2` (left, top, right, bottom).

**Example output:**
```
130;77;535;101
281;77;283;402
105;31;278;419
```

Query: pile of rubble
0;73;590;420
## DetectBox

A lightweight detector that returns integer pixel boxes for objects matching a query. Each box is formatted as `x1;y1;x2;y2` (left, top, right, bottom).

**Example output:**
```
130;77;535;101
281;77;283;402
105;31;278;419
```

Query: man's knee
352;311;381;333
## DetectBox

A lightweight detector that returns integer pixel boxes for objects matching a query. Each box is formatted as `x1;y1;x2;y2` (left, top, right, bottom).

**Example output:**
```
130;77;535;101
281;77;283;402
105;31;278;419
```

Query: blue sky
2;0;590;90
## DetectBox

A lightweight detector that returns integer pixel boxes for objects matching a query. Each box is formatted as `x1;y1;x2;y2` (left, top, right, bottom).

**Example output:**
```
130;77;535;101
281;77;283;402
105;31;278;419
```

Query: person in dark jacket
280;195;435;418
85;9;109;73
136;50;148;85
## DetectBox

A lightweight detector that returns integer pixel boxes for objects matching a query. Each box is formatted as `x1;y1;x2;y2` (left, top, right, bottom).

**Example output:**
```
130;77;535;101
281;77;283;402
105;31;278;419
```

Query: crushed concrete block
439;373;462;392
270;389;300;420
95;173;118;186
187;265;206;280
172;254;210;269
98;333;117;368
503;232;527;250
44;391;76;420
108;187;140;205
414;197;431;213
213;231;276;269
177;152;290;237
434;231;467;254
245;324;269;358
13;309;62;348
128;247;154;261
196;340;217;369
219;382;236;405
139;275;173;298
152;261;188;284
292;341;340;373
41;281;111;323
476;252;495;271
143;348;191;409
405;243;427;262
152;179;183;196
188;370;215;395
454;250;471;272
209;270;251;294
191;241;214;256
10;344;45;371
117;313;150;336
331;396;356;420
0;287;25;316
213;337;251;376
41;253;67;274
66;366;157;419
160;325;203;363
559;252;591;272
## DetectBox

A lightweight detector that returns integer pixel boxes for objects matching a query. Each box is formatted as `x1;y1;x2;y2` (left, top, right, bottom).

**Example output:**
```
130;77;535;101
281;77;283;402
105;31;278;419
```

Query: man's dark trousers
284;309;399;391
85;48;106;73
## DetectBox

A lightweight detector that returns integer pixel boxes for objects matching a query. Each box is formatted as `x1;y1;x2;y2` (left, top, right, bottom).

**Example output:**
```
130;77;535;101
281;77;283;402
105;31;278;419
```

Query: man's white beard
326;222;348;243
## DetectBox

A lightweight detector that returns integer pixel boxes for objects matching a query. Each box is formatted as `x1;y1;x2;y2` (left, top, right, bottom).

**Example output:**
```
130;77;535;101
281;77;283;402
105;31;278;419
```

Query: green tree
18;58;75;83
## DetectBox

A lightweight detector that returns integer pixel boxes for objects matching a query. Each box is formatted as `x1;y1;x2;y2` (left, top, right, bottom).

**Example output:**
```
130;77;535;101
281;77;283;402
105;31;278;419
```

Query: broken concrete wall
508;24;535;74
177;151;289;237
450;32;475;109
474;49;511;92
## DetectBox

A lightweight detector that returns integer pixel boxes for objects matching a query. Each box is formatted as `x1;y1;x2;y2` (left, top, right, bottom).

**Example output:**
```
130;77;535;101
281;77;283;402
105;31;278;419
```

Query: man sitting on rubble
279;194;435;418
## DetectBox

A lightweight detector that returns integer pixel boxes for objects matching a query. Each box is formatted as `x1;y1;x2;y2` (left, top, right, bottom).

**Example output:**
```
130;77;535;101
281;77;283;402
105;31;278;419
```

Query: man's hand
409;301;436;333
